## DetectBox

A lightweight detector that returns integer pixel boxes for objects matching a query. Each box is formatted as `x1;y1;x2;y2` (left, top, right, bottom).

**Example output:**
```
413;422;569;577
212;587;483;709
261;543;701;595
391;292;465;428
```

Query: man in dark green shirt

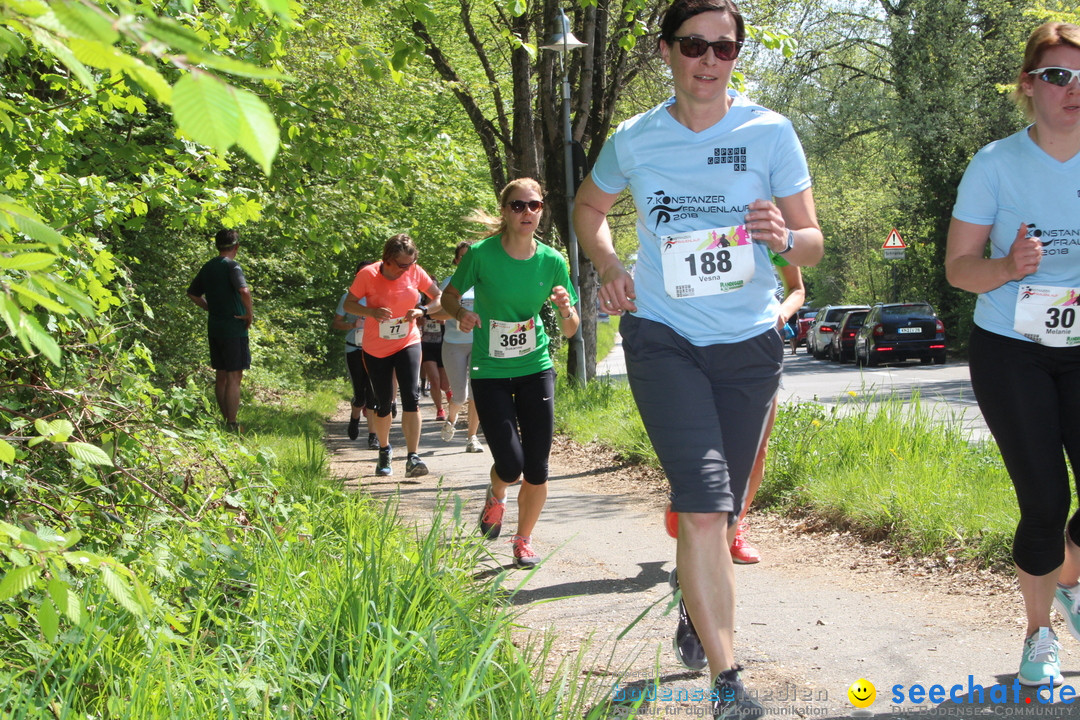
187;229;253;431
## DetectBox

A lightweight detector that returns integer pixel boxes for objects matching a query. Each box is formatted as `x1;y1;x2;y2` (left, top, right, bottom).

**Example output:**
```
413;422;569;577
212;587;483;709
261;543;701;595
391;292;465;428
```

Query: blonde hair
466;178;545;238
1013;22;1080;118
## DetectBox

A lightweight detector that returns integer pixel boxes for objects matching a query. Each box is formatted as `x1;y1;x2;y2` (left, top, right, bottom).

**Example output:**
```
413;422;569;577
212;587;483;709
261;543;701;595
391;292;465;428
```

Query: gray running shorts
620;314;782;520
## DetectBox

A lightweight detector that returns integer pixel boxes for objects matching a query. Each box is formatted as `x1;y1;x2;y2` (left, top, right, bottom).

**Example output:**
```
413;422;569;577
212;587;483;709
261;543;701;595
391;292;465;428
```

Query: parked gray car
807;304;870;360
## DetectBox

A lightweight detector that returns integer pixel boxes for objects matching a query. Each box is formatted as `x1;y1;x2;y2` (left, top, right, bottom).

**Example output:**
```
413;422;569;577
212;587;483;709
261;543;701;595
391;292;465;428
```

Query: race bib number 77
661;225;756;299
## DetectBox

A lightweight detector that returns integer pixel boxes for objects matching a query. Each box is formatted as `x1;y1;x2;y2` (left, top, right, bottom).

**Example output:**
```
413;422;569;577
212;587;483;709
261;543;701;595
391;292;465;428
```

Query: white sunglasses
1028;66;1080;87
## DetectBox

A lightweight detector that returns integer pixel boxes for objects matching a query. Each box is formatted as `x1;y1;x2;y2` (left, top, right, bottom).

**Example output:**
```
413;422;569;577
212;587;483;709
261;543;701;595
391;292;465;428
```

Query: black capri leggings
345;349;371;409
363;344;422;418
471;369;556;486
969;325;1080;576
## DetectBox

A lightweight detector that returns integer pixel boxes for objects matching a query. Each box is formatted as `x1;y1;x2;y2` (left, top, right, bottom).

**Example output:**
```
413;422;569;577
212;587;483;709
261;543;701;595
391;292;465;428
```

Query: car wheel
866;351;879;368
933;353;946;365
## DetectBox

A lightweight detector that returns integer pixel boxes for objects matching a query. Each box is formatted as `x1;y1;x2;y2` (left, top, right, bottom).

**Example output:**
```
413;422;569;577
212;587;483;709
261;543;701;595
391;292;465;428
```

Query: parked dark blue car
854;302;946;367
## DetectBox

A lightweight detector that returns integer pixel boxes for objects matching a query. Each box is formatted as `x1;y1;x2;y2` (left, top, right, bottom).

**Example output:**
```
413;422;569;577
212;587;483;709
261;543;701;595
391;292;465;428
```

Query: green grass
0;387;614;719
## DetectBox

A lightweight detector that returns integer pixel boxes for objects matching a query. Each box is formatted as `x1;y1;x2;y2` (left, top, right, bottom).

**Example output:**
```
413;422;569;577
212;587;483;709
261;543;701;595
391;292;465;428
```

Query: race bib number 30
661;225;756;299
489;318;537;359
1014;285;1080;347
378;316;410;340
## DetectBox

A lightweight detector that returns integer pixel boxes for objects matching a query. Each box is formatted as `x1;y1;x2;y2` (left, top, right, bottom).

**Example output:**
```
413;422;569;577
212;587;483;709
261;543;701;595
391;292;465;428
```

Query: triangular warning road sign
882;229;906;249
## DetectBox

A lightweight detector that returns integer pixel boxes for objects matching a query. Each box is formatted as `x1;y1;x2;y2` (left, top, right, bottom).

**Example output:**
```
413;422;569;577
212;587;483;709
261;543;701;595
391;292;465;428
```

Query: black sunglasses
1028;67;1080;88
507;199;544;213
672;36;742;61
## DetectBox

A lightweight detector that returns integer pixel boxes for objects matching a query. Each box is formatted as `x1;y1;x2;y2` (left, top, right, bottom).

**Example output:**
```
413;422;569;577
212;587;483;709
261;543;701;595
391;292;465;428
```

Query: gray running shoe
376;446;392;476
405;453;428;478
440;420;456;442
712;666;766;719
670;567;707;671
465;435;485;453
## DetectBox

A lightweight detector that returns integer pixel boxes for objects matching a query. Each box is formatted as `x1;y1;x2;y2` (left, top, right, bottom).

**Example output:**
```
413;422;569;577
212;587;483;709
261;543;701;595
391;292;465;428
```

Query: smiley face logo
847;679;876;708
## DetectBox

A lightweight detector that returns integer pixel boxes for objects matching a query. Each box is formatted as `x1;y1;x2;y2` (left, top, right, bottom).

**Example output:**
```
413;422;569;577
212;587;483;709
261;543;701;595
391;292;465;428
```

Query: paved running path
326;350;1072;719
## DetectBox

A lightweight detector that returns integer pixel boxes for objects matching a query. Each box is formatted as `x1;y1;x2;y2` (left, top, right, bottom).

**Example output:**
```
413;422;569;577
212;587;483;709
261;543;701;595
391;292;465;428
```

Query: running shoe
441;419;457;442
1018;627;1063;687
1054;583;1080;643
669;567;707;671
347;416;360;440
730;521;761;565
367;433;379;451
711;666;766;719
478;485;505;539
665;503;678;538
436;408;447;421
511;535;540;568
376;446;392;477
405;453;428;478
465;435;485;453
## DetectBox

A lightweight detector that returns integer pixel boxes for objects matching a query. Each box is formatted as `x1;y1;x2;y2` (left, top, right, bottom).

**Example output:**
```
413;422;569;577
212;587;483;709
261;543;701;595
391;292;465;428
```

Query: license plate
898;327;921;334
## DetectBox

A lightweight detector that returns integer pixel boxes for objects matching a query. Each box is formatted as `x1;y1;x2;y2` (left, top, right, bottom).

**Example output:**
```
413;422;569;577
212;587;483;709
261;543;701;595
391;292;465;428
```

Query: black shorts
471;369;556;486
345;349;371;409
364;344;422;417
421;342;444;367
208;336;250;372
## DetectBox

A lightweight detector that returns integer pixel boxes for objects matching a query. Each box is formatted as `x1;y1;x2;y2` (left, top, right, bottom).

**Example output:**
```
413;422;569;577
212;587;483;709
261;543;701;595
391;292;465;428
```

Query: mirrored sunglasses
672;36;742;61
507;199;544;213
1028;67;1080;87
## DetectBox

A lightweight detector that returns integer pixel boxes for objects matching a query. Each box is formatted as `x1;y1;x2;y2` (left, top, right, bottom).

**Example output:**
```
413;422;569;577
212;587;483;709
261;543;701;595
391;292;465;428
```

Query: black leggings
471;369;556;486
345;349;371;409
364;344;422;418
969;326;1080;576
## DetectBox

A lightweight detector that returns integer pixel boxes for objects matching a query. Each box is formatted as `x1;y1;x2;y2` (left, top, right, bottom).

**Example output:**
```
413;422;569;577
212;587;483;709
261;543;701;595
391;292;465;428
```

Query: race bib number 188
661;225;756;299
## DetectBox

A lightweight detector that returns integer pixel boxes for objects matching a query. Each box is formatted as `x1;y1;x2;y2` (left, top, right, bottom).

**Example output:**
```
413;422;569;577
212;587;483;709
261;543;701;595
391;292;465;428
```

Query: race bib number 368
489;318;537;359
1014;285;1080;347
661;226;756;299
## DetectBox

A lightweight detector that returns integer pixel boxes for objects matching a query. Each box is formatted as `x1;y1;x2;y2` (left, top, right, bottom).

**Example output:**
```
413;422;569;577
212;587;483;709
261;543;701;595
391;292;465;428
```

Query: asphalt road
326;338;1080;720
598;331;989;442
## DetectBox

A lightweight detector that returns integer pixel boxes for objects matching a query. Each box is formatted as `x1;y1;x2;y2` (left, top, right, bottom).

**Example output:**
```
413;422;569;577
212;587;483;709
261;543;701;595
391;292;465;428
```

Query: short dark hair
659;0;745;45
355;260;375;275
215;228;239;250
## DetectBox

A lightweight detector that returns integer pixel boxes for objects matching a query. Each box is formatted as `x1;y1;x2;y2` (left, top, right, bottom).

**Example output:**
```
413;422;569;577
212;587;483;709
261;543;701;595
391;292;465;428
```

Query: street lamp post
541;8;587;383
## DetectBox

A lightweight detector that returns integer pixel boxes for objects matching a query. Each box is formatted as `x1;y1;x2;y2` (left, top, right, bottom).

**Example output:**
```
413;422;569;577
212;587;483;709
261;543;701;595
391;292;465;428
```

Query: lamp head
541;8;586;52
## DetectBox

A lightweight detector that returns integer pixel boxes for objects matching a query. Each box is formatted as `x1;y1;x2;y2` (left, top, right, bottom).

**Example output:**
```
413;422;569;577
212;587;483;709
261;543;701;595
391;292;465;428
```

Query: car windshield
883;304;935;320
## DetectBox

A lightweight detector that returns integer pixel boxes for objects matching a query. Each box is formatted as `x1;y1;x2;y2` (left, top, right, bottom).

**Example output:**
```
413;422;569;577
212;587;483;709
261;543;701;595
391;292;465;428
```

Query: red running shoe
511;535;540;568
478;485;505;539
665;503;678;539
730;520;761;564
